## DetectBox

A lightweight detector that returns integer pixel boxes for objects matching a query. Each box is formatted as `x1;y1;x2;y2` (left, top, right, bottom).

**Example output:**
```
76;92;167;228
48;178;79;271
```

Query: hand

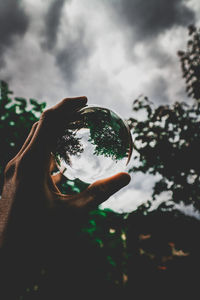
0;97;130;295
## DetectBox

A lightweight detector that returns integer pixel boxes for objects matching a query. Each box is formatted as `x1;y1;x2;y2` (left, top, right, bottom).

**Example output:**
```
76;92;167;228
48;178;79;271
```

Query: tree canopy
128;25;200;212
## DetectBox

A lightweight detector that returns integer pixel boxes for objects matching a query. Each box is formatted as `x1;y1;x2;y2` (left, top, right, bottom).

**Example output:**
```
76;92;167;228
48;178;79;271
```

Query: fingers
51;172;64;187
47;173;62;193
41;96;87;121
21;97;87;170
49;154;58;174
31;96;87;147
13;122;39;159
58;172;131;210
87;172;131;206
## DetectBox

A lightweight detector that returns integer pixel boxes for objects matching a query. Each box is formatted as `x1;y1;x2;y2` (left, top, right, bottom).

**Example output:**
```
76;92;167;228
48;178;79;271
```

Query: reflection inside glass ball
53;105;133;184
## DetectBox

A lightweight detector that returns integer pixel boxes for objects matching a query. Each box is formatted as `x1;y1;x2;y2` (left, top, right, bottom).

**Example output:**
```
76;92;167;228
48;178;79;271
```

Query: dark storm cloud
0;0;29;67
112;0;195;39
55;24;91;83
42;0;92;83
43;0;67;49
147;75;170;104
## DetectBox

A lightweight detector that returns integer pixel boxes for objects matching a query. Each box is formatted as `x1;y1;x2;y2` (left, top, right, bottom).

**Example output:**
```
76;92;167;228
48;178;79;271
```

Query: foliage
178;24;200;101
53;106;130;178
57;177;89;194
123;207;200;298
54;128;84;167
81;209;128;284
128;25;200;211
85;107;129;161
128;96;200;210
18;204;200;298
0;80;46;193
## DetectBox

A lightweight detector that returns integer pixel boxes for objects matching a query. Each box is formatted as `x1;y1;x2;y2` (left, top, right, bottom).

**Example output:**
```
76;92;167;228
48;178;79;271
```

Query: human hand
0;97;130;296
0;97;130;246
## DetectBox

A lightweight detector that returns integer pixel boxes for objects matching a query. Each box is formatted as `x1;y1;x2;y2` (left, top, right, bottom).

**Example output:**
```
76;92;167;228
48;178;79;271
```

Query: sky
0;0;200;215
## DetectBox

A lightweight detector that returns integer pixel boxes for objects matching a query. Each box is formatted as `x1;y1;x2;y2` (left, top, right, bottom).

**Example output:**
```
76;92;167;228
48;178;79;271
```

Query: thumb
87;172;131;206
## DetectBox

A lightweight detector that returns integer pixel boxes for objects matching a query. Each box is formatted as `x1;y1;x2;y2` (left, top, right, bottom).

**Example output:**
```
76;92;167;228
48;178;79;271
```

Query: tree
84;107;131;161
54;106;131;170
128;25;200;211
177;24;200;101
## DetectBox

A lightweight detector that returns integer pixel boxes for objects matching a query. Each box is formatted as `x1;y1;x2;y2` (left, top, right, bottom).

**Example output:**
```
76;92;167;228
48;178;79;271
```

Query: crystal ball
53;105;133;184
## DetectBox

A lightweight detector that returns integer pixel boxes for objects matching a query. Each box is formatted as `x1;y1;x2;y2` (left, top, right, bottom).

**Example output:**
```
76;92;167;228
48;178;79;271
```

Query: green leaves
30;98;46;112
178;25;200;101
15;97;27;111
128;95;200;210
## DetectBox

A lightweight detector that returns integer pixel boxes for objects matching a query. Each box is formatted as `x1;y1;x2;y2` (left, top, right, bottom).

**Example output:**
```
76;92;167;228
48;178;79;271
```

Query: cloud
145;74;171;104
0;0;29;67
43;0;67;50
0;0;199;214
41;0;94;83
55;23;92;83
100;172;161;213
111;0;195;40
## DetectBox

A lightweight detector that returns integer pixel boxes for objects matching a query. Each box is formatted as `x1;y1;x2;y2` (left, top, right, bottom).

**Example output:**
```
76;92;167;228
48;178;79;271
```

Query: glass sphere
53;105;133;184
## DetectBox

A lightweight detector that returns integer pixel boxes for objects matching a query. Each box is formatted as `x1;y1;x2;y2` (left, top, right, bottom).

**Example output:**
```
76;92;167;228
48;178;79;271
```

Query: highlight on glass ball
53;105;133;184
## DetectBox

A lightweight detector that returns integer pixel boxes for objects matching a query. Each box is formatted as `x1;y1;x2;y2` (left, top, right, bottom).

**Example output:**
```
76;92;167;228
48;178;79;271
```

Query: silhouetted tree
128;96;200;210
178;24;200;101
54;128;84;167
128;25;200;211
84;107;131;161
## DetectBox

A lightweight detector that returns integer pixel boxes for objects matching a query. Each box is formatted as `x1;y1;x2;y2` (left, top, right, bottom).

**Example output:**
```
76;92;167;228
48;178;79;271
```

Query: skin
0;97;131;297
